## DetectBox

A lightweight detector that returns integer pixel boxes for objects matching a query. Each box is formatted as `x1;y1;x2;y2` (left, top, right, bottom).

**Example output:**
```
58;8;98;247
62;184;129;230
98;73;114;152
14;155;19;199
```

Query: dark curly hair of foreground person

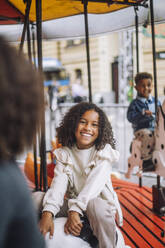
0;35;44;159
57;101;116;150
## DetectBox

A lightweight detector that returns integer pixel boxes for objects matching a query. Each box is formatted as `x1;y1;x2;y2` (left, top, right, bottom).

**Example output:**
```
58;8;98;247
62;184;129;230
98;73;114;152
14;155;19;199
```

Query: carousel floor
112;178;165;248
22;168;165;248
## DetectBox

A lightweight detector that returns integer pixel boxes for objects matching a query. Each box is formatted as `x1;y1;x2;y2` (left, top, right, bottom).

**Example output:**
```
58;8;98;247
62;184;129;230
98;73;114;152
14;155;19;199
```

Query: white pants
86;197;116;248
32;192;118;248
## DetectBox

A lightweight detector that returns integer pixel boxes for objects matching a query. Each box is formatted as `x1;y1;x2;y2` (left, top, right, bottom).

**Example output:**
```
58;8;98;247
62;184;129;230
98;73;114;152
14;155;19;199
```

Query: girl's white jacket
43;144;123;227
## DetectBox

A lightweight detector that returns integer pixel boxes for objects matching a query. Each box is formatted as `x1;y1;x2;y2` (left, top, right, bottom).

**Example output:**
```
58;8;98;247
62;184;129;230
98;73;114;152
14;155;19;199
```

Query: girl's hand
39;211;54;239
64;211;83;236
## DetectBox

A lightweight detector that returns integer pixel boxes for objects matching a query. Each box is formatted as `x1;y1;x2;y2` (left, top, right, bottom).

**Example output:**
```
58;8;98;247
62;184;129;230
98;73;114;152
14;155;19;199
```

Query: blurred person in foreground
0;36;45;248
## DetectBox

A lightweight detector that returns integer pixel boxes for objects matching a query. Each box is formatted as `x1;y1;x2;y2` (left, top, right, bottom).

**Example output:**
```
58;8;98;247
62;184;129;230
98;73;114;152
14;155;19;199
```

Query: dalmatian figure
153;100;165;177
125;100;165;179
125;139;143;178
125;129;155;179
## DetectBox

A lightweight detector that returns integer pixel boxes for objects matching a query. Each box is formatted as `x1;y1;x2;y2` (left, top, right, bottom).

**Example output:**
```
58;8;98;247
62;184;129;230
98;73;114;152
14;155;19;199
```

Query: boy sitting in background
127;72;161;173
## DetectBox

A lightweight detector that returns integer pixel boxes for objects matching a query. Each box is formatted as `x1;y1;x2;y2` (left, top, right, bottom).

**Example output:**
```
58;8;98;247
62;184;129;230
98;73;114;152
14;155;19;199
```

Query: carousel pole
27;21;39;191
134;6;143;187
150;0;165;217
36;0;48;192
150;0;160;187
150;0;158;114
31;24;39;191
32;25;37;66
27;21;32;62
134;6;139;74
83;0;92;102
19;0;40;191
19;0;32;52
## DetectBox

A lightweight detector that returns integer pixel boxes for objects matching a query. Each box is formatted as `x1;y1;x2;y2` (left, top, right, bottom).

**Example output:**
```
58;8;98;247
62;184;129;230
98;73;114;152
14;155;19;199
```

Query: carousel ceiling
1;0;147;23
0;0;164;41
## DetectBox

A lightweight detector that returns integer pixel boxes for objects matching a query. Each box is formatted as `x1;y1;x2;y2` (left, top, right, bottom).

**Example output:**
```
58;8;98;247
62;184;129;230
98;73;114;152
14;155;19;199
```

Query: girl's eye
92;123;98;127
79;120;86;124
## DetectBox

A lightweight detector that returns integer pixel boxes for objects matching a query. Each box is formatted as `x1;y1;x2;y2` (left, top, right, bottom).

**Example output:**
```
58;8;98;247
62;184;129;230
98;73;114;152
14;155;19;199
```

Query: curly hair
135;72;152;85
0;36;43;159
57;102;116;150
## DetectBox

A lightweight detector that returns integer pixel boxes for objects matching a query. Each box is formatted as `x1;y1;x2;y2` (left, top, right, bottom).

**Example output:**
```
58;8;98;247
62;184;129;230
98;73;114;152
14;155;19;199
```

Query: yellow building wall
21;23;165;101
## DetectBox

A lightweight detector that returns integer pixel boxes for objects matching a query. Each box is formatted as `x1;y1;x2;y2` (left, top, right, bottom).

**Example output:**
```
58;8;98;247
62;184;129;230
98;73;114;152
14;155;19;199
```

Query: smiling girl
39;102;125;247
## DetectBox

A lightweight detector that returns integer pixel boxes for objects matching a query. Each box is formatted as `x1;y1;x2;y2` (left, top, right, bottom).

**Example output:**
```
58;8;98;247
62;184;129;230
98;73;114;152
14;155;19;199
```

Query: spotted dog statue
125;100;165;179
153;100;165;177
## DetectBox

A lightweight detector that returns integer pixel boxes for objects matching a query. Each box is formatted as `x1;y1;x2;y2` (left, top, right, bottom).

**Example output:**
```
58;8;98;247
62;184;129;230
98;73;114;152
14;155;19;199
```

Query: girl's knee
87;198;114;221
87;198;101;213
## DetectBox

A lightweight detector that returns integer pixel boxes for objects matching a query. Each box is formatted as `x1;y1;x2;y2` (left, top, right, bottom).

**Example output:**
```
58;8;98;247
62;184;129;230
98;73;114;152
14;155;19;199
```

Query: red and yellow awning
8;0;146;22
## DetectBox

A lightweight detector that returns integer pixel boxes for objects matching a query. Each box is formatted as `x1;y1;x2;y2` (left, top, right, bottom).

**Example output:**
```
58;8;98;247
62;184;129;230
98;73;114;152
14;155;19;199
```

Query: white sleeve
42;160;69;217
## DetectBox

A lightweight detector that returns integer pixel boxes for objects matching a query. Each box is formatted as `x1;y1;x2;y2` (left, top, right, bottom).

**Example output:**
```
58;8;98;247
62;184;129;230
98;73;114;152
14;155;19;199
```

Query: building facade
23;23;165;103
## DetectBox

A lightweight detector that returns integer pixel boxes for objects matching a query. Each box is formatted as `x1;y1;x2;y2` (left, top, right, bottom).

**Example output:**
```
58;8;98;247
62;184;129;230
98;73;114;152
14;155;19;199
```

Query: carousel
0;1;165;247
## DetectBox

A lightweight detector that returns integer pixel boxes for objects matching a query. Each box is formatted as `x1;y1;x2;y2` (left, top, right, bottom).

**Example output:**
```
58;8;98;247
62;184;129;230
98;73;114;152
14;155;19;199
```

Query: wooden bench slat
120;218;151;248
120;229;137;248
118;194;165;247
121;191;165;229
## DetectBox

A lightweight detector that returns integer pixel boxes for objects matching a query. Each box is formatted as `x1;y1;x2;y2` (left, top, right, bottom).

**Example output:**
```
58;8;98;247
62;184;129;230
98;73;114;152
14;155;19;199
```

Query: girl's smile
75;110;99;149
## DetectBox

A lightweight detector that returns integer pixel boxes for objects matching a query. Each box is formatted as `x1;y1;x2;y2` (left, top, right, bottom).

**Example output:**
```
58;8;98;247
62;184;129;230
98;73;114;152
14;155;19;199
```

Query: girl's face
75;110;99;149
135;78;153;98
